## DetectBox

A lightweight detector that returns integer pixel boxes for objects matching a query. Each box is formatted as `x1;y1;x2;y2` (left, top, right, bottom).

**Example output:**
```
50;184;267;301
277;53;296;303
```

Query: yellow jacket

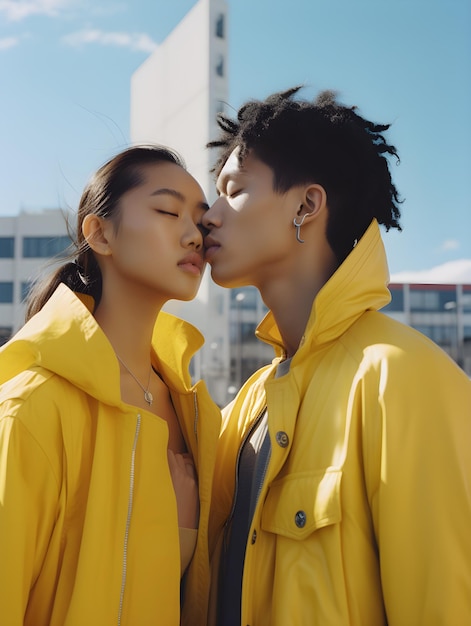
0;284;220;626
210;220;471;625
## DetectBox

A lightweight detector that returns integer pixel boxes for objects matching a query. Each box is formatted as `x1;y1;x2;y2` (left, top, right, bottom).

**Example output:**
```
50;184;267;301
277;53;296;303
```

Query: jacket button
295;510;307;528
251;529;257;544
275;431;289;447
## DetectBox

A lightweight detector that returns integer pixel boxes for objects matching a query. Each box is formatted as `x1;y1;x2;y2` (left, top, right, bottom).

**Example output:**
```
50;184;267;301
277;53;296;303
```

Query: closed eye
156;209;178;217
228;189;243;199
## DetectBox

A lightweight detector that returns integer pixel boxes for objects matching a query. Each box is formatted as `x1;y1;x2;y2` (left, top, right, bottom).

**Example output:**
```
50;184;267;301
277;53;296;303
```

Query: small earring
293;213;308;244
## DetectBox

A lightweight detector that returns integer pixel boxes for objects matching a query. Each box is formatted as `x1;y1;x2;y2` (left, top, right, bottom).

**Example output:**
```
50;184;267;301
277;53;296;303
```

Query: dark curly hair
208;86;402;263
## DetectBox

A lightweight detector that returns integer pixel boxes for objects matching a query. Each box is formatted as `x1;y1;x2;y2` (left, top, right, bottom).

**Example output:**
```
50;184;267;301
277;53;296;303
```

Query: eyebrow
150;187;209;211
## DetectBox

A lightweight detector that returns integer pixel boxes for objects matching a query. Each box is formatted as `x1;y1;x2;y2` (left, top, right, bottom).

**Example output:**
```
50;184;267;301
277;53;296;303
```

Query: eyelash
157;209;178;217
228;190;243;198
157;210;208;236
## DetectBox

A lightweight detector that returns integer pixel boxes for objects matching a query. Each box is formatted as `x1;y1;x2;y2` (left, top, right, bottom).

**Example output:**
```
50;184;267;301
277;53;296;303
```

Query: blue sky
1;0;470;281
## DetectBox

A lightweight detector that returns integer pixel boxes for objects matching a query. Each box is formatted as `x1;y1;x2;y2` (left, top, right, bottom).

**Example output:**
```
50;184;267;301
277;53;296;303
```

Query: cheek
113;226;167;267
120;215;163;245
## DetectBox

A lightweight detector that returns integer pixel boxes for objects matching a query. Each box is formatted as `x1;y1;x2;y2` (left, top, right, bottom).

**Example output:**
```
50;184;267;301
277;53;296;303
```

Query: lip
204;235;221;260
178;252;204;275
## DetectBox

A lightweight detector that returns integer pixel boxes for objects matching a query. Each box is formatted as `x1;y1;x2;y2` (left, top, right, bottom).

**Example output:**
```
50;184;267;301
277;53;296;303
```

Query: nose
201;199;222;230
184;218;204;250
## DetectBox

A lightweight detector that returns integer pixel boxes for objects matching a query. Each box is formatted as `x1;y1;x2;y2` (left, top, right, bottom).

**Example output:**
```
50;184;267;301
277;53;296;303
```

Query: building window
0;327;12;346
215;54;224;77
231;287;259;310
230;320;257;343
22;236;72;258
0;282;14;303
463;288;471;313
21;281;33;302
0;237;15;258
215;13;225;38
383;286;404;312
410;287;457;312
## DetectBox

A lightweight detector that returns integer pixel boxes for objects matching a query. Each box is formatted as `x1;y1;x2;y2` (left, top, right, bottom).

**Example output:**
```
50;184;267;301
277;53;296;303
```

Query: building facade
384;282;471;375
0;209;72;343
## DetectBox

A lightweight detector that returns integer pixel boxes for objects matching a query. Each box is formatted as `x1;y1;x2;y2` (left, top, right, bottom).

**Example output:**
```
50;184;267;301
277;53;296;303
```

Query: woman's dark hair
208;86;402;263
25;145;185;321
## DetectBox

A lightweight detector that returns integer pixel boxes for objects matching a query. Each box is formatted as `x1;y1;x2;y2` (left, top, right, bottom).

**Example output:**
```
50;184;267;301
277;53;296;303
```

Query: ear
82;214;113;257
297;184;327;221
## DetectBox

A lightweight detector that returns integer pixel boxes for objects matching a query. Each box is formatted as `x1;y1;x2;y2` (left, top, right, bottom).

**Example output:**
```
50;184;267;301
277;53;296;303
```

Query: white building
0;0;267;406
0;209;71;342
130;0;239;405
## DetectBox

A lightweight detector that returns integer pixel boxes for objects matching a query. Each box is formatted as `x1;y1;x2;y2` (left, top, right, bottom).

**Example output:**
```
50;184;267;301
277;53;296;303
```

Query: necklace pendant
144;390;153;406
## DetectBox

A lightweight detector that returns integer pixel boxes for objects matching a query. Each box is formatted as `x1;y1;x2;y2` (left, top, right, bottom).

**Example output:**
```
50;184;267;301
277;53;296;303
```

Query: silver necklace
116;355;154;406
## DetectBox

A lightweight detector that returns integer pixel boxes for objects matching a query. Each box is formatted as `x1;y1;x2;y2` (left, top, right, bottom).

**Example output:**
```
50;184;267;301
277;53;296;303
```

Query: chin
210;269;245;290
178;290;199;302
209;267;228;287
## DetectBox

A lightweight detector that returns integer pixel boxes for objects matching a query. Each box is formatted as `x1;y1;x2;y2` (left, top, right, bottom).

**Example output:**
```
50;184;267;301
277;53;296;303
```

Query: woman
0;146;220;625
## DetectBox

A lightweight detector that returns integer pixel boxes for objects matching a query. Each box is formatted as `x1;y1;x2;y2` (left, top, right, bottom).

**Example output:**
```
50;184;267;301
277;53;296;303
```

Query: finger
174;452;196;467
167;449;181;473
184;461;197;478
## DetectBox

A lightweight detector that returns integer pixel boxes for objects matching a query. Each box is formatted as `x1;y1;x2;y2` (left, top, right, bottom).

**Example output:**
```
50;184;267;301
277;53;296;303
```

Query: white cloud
439;239;460;252
0;0;71;21
86;3;126;18
62;28;157;53
0;36;20;50
391;259;471;284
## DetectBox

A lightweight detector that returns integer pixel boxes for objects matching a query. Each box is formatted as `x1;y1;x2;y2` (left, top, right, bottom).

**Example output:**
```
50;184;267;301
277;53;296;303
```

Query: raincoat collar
0;283;204;405
255;219;391;358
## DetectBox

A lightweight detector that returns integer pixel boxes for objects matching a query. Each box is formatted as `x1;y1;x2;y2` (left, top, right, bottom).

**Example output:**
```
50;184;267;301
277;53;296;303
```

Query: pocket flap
261;469;342;540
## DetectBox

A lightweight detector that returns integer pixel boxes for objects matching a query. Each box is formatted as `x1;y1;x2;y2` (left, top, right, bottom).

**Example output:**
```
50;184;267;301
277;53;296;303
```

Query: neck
259;251;338;359
94;282;163;374
261;280;321;358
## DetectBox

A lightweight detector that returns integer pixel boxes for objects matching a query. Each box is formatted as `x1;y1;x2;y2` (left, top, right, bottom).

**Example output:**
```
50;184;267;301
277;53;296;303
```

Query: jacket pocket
261;469;342;540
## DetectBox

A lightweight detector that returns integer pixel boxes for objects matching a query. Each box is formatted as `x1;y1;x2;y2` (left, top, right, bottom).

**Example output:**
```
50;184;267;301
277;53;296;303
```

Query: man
203;87;471;625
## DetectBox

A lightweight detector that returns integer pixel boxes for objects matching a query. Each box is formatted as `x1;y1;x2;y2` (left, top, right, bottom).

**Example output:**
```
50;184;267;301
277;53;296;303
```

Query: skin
203;147;338;358
83;161;208;529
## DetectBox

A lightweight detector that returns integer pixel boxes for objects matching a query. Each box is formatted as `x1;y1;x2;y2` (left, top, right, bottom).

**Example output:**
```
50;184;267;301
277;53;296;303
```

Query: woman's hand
167;450;199;529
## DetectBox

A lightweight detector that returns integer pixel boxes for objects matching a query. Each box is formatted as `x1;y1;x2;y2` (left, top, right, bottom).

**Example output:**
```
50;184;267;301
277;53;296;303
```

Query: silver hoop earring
293;213;308;244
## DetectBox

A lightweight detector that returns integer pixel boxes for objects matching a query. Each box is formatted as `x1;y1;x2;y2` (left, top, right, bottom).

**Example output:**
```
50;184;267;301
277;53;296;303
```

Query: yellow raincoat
209;220;471;625
0;284;220;625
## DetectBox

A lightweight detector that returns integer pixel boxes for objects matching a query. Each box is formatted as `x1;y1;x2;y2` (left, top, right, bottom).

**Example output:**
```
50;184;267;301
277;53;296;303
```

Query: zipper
223;406;267;539
192;389;198;443
117;413;142;626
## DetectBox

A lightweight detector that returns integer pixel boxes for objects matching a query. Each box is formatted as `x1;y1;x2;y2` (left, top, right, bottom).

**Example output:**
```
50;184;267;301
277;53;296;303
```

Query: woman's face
102;161;208;302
